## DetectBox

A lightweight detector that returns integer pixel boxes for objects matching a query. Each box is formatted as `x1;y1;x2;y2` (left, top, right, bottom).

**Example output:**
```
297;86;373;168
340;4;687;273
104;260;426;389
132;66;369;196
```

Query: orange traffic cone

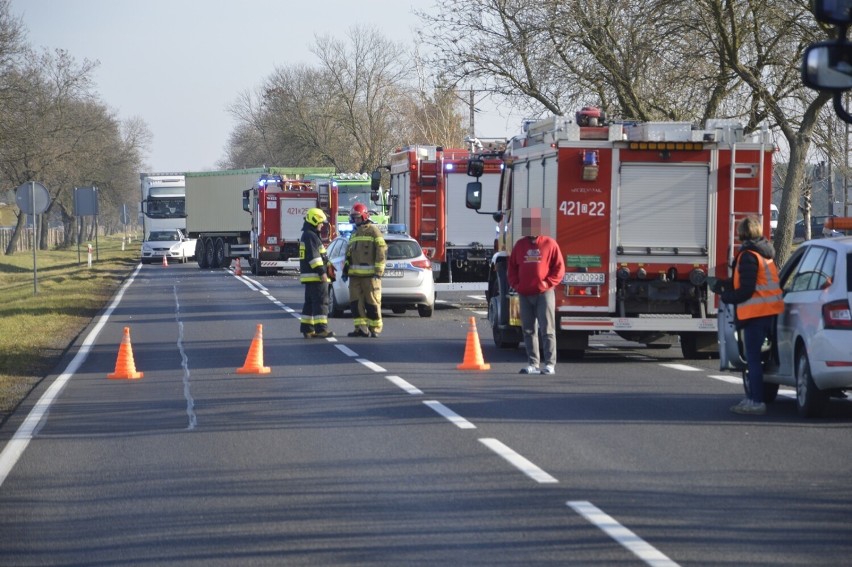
108;327;144;379
236;324;271;374
457;316;490;370
233;258;242;276
162;254;168;267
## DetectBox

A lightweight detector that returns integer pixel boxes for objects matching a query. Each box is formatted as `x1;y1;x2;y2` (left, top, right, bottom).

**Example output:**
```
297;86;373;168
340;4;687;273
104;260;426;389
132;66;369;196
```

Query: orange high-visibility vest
733;249;784;320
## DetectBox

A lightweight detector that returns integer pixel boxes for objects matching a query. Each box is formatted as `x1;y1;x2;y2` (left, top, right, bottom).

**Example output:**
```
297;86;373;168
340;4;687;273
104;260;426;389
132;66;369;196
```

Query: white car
719;236;852;417
326;229;435;318
141;229;196;264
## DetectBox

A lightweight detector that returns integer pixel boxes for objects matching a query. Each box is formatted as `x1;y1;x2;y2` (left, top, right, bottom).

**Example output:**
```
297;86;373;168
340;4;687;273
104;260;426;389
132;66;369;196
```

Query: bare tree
418;0;835;266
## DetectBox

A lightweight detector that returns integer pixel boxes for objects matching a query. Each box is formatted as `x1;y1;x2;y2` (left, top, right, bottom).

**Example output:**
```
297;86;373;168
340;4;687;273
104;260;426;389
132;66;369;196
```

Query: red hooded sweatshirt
508;235;565;296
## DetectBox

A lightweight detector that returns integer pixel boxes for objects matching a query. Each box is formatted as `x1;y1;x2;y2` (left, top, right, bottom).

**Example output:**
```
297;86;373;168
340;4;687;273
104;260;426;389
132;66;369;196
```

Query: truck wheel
214;238;226;268
203;238;216;269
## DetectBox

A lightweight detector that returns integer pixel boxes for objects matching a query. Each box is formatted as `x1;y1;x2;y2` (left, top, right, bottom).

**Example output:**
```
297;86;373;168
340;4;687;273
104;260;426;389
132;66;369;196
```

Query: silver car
719;236;852;417
326;229;435;318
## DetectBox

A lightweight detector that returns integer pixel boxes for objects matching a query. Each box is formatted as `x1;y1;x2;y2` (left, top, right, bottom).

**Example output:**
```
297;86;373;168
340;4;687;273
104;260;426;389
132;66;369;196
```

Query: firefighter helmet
305;208;327;227
350;202;369;224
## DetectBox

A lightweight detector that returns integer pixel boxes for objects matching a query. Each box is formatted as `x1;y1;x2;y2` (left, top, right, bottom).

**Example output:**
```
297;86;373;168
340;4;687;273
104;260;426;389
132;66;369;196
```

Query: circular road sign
16;182;50;215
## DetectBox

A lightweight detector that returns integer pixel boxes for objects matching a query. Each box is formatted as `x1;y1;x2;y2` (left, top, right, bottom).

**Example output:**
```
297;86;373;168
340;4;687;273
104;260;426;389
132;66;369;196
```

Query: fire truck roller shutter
618;164;710;254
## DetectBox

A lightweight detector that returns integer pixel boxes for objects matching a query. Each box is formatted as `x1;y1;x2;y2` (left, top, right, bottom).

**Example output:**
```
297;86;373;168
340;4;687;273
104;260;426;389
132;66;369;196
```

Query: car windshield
386;240;421;260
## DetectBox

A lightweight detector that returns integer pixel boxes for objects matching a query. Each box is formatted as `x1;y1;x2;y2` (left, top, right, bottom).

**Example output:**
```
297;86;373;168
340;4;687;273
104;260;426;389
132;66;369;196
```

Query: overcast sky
13;0;527;173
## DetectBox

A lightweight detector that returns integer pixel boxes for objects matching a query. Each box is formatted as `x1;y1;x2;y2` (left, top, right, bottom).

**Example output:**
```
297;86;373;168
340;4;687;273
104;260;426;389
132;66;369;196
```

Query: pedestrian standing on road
298;208;334;339
508;208;565;375
711;216;783;415
342;203;387;338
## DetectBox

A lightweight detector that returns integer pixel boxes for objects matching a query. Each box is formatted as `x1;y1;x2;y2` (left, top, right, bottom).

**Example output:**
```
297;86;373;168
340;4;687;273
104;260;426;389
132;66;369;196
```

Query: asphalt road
0;263;850;566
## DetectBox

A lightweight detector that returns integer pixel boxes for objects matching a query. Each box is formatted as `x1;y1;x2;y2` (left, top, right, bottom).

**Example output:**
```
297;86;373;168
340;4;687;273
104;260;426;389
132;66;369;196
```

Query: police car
326;224;435;317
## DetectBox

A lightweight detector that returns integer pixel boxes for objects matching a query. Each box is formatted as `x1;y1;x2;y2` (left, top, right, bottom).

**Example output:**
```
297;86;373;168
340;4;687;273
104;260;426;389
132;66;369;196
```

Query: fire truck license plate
564;273;605;284
384;269;404;278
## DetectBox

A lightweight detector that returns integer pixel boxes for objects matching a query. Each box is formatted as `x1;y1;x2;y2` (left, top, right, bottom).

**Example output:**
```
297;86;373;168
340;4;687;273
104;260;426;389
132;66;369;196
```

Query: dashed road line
386;375;422;395
357;358;386;373
423;400;476;429
478;438;558;484
568;501;679;567
659;363;701;372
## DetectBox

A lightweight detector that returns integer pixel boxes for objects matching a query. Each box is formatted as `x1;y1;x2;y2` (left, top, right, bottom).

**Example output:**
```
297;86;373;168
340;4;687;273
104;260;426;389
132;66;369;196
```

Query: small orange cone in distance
162;254;168;267
457;316;490;370
108;327;144;380
237;324;271;375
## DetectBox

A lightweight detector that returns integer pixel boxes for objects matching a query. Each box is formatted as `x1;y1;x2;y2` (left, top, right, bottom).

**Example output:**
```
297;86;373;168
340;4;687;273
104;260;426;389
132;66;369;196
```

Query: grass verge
0;234;140;425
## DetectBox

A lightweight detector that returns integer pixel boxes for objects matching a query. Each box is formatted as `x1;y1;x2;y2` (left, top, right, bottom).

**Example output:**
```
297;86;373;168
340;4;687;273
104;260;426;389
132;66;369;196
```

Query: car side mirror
802;41;852;91
466;181;482;209
813;0;852;25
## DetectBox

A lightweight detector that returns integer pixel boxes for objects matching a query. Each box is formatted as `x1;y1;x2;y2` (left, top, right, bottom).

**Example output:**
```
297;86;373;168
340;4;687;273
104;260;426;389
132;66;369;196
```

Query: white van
769;203;779;238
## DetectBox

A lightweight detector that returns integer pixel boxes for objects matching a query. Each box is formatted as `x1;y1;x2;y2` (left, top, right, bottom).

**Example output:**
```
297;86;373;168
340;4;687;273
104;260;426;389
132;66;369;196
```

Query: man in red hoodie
508;208;566;375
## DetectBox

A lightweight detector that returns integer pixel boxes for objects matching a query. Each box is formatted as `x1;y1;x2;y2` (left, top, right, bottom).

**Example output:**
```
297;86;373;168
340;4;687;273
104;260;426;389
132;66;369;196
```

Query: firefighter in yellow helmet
298;208;334;338
342;202;387;337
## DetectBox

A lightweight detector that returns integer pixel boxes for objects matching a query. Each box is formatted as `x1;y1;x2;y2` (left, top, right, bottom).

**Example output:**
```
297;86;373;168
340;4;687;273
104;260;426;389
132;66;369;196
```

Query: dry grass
0;234;140;424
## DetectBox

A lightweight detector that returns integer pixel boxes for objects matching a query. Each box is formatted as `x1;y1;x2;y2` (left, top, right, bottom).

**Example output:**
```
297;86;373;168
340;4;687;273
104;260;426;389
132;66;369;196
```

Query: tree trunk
3;212;25;256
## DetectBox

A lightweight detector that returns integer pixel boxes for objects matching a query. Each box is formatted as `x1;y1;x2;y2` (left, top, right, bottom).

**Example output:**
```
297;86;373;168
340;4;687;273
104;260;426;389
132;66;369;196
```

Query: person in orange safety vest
711;216;783;416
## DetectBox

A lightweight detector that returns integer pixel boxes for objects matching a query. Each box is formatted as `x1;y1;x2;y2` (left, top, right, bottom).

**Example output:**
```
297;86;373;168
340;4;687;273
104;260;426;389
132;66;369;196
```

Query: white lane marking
423;400;475;429
467;295;485;301
472;310;488;316
778;388;795;398
236;277;259;291
568;501;679;567
174;285;197;431
387;375;422;395
478;438;558;484
335;344;359;357
660;363;701;372
357;358;386;373
0;265;143;488
708;374;741;385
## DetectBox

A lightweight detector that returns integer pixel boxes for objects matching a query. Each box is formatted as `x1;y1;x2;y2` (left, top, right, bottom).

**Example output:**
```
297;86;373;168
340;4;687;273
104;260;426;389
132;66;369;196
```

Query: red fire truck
466;110;775;359
385;142;505;288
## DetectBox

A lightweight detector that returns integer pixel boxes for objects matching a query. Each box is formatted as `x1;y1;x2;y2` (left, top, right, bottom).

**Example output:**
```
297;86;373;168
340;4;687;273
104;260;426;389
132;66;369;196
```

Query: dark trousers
742;315;774;403
300;281;329;334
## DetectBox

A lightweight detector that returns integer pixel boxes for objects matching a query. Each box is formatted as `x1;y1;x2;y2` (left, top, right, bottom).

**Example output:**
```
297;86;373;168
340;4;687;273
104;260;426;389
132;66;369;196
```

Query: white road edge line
478;438;558;484
423;400;475;429
334;344;359;357
387;375;422;395
568;500;679;567
0;264;143;488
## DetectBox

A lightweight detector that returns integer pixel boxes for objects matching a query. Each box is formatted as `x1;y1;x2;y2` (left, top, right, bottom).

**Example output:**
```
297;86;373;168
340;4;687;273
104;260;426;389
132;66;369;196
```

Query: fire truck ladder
727;139;767;268
418;160;439;256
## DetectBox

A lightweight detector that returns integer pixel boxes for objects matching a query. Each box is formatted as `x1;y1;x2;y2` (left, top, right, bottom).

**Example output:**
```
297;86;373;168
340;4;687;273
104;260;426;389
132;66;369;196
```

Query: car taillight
822;300;852;329
411;258;431;270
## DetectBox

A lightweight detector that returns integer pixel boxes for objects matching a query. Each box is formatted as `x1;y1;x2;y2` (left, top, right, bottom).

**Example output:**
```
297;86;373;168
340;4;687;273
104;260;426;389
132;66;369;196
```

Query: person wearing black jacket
298;208;334;338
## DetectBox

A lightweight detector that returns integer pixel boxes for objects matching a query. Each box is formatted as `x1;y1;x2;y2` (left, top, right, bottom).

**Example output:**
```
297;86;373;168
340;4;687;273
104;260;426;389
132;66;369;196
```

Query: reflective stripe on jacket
299;226;327;284
346;223;387;278
733;249;784;320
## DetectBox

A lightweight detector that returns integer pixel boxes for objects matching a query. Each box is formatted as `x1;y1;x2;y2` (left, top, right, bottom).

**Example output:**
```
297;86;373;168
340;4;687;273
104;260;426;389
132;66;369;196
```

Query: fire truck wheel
492;326;519;349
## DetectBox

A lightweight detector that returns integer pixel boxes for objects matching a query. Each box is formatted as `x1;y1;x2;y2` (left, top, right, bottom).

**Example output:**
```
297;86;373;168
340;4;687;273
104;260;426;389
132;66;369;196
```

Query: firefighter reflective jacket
345;221;387;278
299;221;328;284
